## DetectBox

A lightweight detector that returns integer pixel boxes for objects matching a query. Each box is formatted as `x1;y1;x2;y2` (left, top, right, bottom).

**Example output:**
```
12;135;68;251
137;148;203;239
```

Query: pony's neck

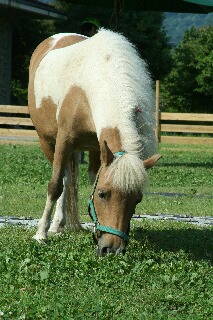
99;124;143;157
99;127;122;154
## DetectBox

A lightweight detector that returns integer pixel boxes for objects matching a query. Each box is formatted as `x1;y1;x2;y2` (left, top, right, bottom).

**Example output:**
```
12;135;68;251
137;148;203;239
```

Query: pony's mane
106;154;147;193
86;29;156;159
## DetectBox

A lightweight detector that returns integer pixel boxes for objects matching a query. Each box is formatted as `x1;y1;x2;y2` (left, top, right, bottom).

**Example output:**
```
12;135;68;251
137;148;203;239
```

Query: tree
161;26;213;113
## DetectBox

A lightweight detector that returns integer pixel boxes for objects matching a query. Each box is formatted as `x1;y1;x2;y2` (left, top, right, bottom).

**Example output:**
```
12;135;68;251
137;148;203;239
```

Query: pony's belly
73;132;99;151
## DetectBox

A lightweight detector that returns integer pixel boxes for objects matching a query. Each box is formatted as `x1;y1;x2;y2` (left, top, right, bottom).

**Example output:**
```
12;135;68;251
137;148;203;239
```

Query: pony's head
88;141;161;256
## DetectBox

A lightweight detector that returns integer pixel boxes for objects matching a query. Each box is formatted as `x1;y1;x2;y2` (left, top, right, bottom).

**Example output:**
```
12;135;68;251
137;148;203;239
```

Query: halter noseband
88;151;129;244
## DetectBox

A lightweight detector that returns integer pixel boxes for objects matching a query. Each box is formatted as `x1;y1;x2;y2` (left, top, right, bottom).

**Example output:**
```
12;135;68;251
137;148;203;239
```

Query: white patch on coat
34;29;155;159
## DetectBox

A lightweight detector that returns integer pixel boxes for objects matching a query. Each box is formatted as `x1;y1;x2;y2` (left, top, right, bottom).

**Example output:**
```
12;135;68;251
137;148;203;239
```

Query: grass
0;143;213;319
0;221;212;319
0;143;213;218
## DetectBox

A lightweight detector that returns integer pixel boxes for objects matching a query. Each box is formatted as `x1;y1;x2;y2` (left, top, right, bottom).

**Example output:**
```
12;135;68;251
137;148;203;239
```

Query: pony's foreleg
48;166;70;233
33;193;56;241
88;151;101;184
33;139;71;241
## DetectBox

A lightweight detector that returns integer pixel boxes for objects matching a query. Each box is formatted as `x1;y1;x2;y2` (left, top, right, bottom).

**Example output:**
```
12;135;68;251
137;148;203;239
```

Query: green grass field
0;143;212;319
0;143;212;218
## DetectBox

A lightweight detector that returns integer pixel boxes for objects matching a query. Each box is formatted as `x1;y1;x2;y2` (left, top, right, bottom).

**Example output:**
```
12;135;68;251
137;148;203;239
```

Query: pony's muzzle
97;234;127;256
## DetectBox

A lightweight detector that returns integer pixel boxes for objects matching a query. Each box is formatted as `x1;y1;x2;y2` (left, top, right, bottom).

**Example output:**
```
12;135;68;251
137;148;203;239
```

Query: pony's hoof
32;234;48;243
48;225;65;234
48;225;60;233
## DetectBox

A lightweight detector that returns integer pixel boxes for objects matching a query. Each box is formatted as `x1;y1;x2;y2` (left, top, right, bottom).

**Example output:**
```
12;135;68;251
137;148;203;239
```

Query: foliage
160;26;213;113
11;80;28;106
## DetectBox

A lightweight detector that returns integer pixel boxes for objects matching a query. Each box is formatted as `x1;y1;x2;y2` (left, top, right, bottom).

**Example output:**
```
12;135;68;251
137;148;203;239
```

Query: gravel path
0;213;212;229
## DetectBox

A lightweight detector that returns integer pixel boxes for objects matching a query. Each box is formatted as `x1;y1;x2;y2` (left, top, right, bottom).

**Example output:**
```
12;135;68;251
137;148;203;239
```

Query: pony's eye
98;189;107;200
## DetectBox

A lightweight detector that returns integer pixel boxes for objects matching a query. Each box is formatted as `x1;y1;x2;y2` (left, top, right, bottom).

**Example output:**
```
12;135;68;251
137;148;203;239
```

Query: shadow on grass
159;162;213;169
133;226;213;263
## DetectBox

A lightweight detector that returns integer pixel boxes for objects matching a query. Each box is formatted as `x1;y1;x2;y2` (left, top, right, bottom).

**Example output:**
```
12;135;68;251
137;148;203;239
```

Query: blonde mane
105;154;147;193
84;29;156;159
90;30;155;192
86;29;156;192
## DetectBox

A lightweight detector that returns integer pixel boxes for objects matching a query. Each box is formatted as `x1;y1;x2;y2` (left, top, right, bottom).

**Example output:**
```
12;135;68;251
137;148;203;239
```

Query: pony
28;29;161;256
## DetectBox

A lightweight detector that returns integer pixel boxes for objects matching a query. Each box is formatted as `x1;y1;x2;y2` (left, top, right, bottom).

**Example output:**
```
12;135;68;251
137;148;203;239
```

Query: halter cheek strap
88;151;130;244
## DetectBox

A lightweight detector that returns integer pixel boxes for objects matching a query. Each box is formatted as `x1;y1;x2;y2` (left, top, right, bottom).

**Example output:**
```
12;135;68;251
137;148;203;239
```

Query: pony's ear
101;140;114;166
143;154;162;170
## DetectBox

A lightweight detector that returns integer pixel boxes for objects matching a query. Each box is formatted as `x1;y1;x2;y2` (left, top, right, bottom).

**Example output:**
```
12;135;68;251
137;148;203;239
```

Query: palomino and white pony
28;29;161;256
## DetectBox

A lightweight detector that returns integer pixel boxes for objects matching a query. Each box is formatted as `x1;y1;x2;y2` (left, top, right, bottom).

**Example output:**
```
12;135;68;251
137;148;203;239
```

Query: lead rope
88;151;129;244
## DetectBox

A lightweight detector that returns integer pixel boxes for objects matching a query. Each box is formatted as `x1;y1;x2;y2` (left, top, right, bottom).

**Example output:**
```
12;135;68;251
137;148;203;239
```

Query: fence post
155;80;160;143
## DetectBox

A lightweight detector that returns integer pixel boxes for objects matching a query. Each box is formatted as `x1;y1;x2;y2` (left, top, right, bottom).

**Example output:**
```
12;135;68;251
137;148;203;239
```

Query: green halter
88;151;129;244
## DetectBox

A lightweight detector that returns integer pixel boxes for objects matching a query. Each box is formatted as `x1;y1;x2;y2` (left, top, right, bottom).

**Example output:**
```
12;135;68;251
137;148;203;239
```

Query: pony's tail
65;152;83;231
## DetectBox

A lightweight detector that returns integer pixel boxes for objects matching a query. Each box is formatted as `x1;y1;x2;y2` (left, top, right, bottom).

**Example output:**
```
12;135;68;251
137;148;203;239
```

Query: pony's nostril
122;248;126;255
115;247;126;256
100;246;112;256
99;246;126;256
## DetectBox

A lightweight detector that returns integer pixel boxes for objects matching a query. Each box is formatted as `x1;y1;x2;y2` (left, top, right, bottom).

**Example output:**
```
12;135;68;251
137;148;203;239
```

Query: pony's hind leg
65;152;82;231
33;137;72;241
